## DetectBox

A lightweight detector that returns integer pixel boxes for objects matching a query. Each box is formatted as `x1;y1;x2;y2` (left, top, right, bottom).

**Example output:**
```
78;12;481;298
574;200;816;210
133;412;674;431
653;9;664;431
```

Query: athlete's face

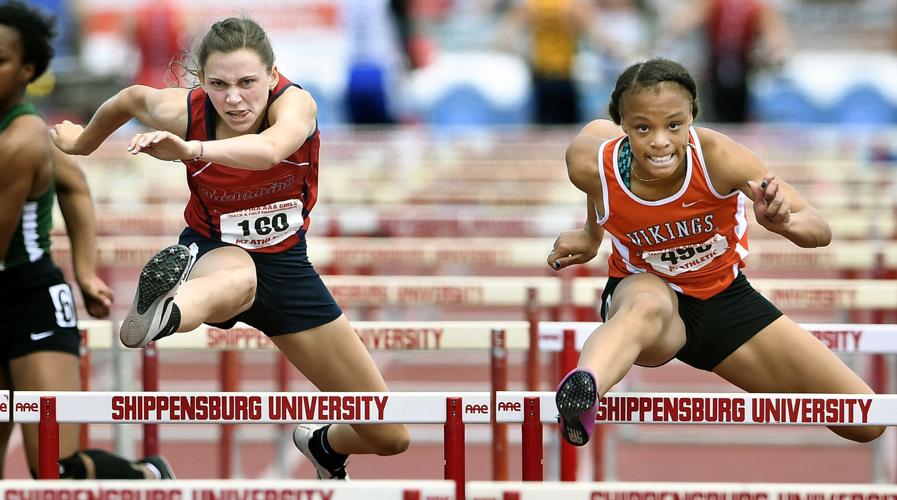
618;83;693;183
0;25;34;109
201;48;278;135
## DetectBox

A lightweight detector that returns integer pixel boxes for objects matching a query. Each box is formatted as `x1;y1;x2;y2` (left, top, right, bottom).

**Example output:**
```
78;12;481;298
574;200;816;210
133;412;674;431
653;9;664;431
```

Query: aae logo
465;404;489;415
497;401;521;412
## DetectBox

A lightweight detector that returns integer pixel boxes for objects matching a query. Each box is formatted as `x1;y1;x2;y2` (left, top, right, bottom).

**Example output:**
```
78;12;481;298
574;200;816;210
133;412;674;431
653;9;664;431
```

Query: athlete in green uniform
0;0;173;479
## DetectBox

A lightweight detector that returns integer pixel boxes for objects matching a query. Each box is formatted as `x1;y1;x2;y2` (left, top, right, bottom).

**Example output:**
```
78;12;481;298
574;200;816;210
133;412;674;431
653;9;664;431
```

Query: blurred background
27;0;897;129
13;0;897;485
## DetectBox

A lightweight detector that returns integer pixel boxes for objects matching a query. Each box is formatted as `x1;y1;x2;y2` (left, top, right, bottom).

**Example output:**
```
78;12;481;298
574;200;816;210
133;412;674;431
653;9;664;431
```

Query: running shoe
556;368;599;446
293;424;350;480
119;244;194;348
136;455;176;479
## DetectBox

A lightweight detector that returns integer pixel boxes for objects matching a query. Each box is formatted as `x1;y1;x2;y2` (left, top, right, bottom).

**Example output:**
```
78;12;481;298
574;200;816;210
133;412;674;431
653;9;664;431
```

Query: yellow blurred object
26;71;55;97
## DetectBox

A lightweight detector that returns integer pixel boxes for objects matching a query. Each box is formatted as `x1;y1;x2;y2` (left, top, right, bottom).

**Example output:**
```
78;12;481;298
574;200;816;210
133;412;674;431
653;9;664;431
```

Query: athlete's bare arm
549;120;620;270
54;146;113;318
195;86;318;170
0;116;50;266
50;86;189;155
697;127;832;248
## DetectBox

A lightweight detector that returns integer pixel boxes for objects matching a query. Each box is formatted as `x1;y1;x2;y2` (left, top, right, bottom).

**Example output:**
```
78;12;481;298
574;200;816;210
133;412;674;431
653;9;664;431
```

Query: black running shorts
178;227;343;336
0;256;81;364
600;271;783;371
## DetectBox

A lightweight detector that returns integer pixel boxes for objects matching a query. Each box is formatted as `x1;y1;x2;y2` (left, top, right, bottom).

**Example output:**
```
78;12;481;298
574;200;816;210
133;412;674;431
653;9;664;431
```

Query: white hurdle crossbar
467;481;897;499
79;320;897;354
496;391;897;482
0;480;455;500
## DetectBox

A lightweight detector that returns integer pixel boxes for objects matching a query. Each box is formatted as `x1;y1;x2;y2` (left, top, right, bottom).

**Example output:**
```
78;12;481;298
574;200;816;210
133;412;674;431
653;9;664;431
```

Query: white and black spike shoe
119;244;194;348
293;424;350;480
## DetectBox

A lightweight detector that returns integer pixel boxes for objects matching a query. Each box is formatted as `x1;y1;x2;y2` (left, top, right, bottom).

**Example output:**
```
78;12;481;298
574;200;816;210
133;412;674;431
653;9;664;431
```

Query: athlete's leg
0;364;11;477
9;352;162;478
272;315;410;456
174;246;257;330
713;316;884;442
10;351;80;474
580;273;687;394
121;244;258;348
557;273;687;445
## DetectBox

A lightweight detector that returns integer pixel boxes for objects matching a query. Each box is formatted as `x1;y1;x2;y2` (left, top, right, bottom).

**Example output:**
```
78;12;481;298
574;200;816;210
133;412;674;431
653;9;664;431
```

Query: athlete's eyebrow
630;111;687;121
206;74;260;82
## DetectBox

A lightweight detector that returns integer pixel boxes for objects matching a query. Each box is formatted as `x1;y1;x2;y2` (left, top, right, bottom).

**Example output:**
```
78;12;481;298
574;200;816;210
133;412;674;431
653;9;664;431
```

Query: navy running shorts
0;256;81;364
600;271;783;371
178;227;343;336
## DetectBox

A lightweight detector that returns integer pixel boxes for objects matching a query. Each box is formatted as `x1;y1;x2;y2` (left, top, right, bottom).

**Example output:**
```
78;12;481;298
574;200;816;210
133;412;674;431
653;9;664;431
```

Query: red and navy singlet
182;76;319;253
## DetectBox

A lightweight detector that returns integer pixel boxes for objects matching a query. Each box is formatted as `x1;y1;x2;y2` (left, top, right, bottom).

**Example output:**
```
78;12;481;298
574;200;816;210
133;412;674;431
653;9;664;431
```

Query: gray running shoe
292;424;349;480
119;245;194;348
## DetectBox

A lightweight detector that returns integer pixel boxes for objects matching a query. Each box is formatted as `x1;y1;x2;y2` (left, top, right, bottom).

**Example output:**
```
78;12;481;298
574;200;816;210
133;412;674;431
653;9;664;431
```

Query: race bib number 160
220;199;304;250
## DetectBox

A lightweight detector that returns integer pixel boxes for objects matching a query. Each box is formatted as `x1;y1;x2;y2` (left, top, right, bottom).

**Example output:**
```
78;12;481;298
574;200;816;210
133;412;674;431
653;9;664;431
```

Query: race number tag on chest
641;233;729;276
220;199;304;249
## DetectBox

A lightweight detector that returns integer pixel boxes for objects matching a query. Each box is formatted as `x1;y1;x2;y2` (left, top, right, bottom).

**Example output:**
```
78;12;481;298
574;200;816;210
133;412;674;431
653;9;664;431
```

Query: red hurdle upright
38;396;59;479
142;342;159;457
491;328;508;481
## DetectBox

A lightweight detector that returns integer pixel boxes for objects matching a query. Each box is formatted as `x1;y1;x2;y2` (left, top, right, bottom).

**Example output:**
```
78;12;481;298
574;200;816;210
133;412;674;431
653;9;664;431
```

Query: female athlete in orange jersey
548;58;883;446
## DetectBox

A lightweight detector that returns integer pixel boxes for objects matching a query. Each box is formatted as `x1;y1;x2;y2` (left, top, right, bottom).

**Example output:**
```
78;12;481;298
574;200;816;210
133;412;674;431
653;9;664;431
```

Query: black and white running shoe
293;424;350;480
136;455;176;479
119;244;194;348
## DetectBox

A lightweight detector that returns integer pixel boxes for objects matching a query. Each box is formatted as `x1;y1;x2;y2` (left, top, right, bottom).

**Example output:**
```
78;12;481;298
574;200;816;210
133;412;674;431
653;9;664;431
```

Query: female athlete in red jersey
51;16;409;479
0;0;174;479
548;58;882;446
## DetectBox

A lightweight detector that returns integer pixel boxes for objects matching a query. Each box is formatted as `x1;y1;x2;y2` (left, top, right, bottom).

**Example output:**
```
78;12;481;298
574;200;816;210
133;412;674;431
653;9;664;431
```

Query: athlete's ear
269;66;279;90
619;119;629;135
20;62;35;86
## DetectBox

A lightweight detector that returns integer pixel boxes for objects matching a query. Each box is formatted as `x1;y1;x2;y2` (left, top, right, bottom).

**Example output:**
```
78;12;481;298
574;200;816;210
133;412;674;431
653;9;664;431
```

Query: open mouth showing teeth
649;154;674;165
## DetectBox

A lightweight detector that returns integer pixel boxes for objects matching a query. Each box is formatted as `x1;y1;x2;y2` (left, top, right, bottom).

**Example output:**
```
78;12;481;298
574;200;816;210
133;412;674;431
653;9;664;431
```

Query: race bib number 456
220;199;304;249
641;233;729;276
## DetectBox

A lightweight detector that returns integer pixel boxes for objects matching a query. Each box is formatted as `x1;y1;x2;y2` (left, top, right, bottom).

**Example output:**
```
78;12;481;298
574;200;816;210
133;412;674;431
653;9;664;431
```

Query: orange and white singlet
597;127;749;299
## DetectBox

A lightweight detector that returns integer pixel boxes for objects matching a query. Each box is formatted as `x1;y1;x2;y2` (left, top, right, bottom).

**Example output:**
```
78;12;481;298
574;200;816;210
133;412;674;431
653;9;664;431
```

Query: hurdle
495;391;897;482
538;322;897;483
18;391;489;500
466;480;897;498
6;478;896;500
76;318;897;482
78;320;532;480
0;480;456;499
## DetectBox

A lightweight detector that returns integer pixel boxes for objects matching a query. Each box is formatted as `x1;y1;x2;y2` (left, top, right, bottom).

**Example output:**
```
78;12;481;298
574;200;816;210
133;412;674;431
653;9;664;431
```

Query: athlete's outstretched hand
748;173;791;233
548;228;600;271
128;130;200;161
77;273;114;319
50;120;88;155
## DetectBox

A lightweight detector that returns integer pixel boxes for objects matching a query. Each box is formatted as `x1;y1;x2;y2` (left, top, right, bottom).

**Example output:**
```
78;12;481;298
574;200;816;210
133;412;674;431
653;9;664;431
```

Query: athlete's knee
617;290;675;337
56;452;87;479
224;267;257;308
55;449;146;479
369;424;410;456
